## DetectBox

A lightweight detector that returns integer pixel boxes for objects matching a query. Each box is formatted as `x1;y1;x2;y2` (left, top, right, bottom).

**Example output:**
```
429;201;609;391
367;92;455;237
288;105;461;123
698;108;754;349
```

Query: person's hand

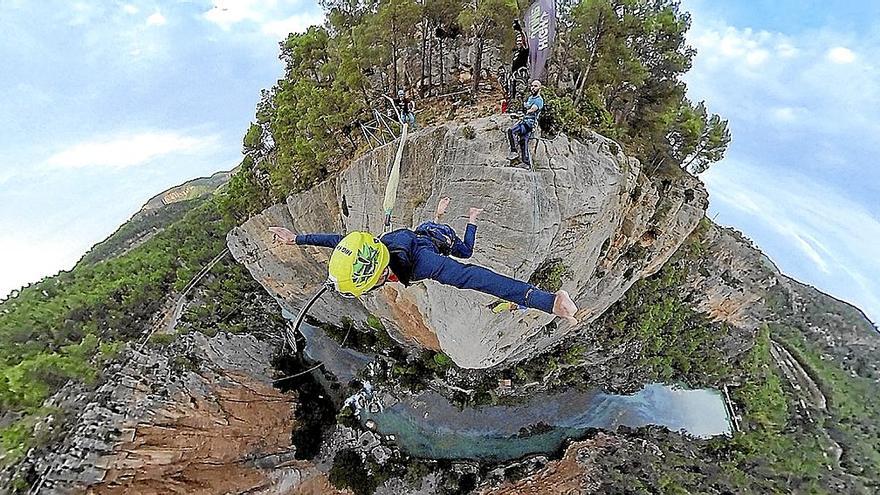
552;290;579;325
268;226;296;245
467;207;484;223
435;196;451;220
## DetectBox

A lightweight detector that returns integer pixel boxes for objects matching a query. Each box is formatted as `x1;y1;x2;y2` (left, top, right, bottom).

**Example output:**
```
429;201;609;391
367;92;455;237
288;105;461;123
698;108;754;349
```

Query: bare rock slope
228;116;708;368
15;333;344;495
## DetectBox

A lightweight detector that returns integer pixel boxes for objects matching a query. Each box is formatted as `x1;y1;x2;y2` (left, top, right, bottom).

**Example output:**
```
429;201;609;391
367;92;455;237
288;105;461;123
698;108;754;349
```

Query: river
296;321;732;461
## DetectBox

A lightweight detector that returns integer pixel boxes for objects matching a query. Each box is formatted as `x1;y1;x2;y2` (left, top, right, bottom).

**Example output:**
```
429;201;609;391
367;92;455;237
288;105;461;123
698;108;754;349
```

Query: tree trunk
420;21;428;89
392;37;399;92
427;31;434;91
575;17;605;104
472;36;484;95
574;36;600;104
439;37;444;87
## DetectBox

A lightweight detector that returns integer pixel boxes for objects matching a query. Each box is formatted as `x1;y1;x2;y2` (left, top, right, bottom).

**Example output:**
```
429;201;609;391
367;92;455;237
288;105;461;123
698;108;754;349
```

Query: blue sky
1;1;878;324
0;0;322;297
682;0;880;323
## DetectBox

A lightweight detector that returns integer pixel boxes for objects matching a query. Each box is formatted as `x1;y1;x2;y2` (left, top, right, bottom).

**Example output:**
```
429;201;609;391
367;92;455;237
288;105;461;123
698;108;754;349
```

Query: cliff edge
228;115;708;368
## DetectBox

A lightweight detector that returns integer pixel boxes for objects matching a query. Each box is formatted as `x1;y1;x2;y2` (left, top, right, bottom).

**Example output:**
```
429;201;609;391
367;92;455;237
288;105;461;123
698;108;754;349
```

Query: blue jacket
295;222;556;314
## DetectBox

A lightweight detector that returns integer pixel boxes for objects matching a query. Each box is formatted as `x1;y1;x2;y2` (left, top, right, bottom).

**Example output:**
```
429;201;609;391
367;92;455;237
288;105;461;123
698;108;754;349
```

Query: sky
681;0;880;324
0;1;878;324
0;0;322;298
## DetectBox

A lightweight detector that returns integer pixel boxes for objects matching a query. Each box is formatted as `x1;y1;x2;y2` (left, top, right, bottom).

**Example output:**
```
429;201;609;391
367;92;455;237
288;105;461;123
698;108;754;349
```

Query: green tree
665;100;731;174
458;0;517;94
423;0;464;88
568;0;619;104
367;0;422;91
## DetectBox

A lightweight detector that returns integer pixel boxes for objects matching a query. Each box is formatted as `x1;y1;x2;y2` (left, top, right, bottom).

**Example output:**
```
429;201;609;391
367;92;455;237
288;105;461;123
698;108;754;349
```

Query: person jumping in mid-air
269;197;578;323
507;79;544;169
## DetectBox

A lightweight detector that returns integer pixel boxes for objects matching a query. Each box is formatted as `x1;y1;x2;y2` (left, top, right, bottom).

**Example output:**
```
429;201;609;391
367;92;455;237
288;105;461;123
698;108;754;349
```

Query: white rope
382;122;409;232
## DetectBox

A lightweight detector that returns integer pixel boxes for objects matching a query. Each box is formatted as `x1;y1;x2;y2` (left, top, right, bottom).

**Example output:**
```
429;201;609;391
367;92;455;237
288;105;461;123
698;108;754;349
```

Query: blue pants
298;228;557;314
507;121;533;167
410;229;555;314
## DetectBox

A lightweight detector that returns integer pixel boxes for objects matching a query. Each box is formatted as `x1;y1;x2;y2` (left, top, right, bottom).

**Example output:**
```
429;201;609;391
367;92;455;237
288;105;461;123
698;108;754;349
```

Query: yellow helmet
328;232;390;297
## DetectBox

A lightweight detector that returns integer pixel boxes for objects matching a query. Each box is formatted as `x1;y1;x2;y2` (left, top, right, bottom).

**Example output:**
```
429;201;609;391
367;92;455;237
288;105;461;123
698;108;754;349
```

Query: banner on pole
525;0;557;81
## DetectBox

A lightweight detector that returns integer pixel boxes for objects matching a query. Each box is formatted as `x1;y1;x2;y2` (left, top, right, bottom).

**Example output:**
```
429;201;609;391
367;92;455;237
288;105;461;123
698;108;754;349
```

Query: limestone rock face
14;333;326;495
228;116;708;368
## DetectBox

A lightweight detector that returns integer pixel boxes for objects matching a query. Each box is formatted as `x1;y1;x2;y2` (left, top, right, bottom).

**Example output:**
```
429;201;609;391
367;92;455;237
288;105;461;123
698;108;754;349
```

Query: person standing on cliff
268;197;578;323
392;89;416;126
507;19;531;105
507;80;544;169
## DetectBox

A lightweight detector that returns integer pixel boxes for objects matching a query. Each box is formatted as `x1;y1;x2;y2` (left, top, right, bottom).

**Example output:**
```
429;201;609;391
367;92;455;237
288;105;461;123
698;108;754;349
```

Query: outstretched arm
449;208;482;258
449;224;476;258
295;233;344;248
269;226;342;248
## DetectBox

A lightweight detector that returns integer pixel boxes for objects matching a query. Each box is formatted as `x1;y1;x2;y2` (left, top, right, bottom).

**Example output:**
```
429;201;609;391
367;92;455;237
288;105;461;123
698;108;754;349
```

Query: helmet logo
352;243;379;285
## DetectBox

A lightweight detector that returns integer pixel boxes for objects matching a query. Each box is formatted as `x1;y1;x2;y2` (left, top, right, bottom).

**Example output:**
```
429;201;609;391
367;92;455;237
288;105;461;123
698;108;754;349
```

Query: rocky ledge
10;333;345;495
228;115;708;368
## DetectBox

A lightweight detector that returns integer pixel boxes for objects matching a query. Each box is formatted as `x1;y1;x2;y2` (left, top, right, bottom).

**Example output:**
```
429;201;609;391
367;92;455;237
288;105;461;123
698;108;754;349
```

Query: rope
273;318;353;384
285;284;330;353
382;122;409;233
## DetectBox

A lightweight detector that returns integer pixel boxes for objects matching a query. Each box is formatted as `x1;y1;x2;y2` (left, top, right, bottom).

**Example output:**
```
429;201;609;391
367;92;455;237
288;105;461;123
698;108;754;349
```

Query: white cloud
202;0;323;37
68;2;100;26
146;11;166;26
685;13;880;140
770;106;807;123
745;49;769;66
203;0;268;30
692;26;783;69
122;4;139;15
0;169;15;185
775;42;798;58
261;13;324;38
827;46;856;64
0;237;81;300
704;161;880;321
45;131;218;170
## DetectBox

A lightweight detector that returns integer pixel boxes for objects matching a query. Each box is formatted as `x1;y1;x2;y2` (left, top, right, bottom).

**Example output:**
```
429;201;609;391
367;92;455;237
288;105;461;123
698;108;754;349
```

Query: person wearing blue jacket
507;80;544;168
269;197;578;323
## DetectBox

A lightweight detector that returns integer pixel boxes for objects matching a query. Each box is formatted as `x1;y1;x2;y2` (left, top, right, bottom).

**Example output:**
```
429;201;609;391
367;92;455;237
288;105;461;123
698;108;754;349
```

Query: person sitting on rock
269;197;578;323
507;79;544;168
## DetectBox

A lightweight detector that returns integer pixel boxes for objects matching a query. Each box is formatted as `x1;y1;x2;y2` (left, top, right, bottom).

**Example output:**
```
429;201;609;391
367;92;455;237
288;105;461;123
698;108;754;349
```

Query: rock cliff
9;333;345;495
228;115;708;368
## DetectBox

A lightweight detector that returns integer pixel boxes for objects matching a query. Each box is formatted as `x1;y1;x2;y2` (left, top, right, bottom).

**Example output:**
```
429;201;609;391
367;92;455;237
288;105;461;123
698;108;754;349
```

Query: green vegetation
528;258;572;293
78;199;201;266
706;327;848;492
596;257;732;385
147;332;177;346
318;316;397;354
461;125;477;139
544;0;730;175
0;197;232;464
219;0;730;224
329;449;381;495
175;259;288;337
587;326;866;493
774;324;880;483
366;313;385;332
